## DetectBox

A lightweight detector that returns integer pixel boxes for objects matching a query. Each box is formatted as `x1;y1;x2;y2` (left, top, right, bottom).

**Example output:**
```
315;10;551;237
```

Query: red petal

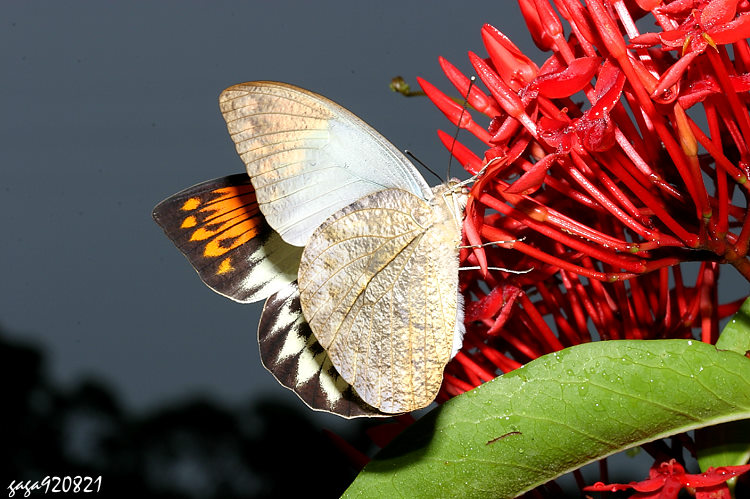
535;56;601;98
577;113;615;151
700;0;739;28
591;58;625;110
651;51;699;101
417;77;492;144
695;483;731;499
662;0;700;15
730;72;750;92
438;56;502;116
436;129;484;175
683;464;750;487
629;32;663;47
634;0;661;10
469;51;527;119
517;0;555;50
504;153;557;194
466;285;507;321
710;12;750;45
481;24;538;89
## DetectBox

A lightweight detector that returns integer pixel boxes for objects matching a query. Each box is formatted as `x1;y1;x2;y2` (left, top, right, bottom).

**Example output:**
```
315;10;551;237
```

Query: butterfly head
431;180;469;230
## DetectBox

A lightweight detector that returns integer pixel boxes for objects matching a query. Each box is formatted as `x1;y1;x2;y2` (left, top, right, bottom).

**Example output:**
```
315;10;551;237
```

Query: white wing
219;81;432;246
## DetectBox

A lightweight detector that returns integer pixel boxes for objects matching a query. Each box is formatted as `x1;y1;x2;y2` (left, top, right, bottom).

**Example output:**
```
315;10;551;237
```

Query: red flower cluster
584;459;750;498
415;0;750;402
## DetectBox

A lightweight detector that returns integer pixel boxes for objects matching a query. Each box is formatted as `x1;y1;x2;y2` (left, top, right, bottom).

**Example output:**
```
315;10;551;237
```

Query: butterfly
153;81;468;417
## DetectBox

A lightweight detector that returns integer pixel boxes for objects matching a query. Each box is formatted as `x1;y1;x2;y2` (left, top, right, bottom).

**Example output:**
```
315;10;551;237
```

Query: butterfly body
155;82;467;417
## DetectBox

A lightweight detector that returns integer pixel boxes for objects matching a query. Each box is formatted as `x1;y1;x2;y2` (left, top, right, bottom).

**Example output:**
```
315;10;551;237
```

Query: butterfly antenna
447;76;476;180
406;150;444;183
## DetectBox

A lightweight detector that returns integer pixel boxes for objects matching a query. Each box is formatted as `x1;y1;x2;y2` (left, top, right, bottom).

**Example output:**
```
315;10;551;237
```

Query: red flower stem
478;196;648;274
454;351;497;383
700;263;718;343
495;180;684;252
718;296;746;317
554;269;585;335
711;96;750;159
613;128;687;202
611;106;655;171
515;158;601;210
323;430;370;469
707;48;750;146
580;258;622;340
578;281;607;335
588;0;709;220
442;374;474;396
575;152;650;226
621;88;662;167
688;118;747;184
628;274;652;328
535;282;583;344
734;39;750;71
518;292;565;351
466;334;522;372
623;283;648;338
520;191;672;251
705;99;730;249
642;273;662;326
604;152;697;244
731;204;750;259
569;271;609;335
494;320;545;360
565;154;667;240
684;266;705;327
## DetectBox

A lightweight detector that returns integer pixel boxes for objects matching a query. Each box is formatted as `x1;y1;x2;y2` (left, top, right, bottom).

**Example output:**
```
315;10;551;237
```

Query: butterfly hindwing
153;174;302;303
298;184;465;414
259;281;386;418
219;81;433;246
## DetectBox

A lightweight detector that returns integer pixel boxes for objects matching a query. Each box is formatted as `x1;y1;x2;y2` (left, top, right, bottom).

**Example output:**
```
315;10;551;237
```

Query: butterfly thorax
429;180;469;236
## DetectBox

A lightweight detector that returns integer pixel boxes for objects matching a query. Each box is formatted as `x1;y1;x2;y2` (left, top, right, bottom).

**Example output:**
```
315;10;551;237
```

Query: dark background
3;3;747;497
0;2;539;497
1;0;538;419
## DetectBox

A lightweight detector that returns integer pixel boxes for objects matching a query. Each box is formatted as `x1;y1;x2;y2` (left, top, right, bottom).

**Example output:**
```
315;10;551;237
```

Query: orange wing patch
178;184;263;259
217;257;234;275
153;174;290;302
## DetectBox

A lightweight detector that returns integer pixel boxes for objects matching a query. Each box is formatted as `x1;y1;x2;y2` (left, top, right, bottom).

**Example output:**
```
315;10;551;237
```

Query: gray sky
4;2;747;433
1;2;540;425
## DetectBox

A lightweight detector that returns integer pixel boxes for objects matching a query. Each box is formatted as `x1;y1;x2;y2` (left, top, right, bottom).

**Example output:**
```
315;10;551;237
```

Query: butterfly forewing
259;281;387;418
218;81;433;246
298;185;464;414
153;175;302;303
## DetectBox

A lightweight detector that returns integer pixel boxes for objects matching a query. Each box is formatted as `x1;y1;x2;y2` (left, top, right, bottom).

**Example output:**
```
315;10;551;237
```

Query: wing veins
223;89;333;118
314;230;424;353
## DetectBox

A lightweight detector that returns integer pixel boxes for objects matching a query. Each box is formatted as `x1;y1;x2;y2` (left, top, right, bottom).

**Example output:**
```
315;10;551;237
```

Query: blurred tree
1;327;371;498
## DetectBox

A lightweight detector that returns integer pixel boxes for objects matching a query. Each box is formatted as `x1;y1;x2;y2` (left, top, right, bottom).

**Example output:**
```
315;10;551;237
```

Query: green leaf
715;296;750;355
344;340;750;499
696;297;750;472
